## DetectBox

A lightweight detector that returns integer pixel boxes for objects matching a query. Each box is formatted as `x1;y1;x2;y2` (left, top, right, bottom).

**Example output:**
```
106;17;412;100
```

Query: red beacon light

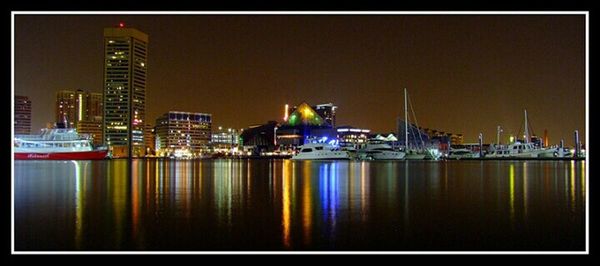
118;22;125;28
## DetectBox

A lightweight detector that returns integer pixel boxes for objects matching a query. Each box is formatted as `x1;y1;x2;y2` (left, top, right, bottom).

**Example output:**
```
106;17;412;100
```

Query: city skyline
14;13;586;145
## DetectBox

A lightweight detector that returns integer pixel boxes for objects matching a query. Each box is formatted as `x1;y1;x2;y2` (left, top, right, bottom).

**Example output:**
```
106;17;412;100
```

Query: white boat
14;127;109;160
358;142;406;160
447;148;480;160
486;110;554;159
291;143;351;160
486;142;553;158
404;150;426;160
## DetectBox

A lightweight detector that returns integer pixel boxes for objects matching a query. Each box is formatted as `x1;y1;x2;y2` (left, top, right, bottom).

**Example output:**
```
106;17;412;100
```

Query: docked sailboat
400;88;441;160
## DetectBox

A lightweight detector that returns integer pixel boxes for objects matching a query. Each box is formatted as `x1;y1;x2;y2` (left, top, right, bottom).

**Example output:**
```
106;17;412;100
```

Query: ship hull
15;150;109;160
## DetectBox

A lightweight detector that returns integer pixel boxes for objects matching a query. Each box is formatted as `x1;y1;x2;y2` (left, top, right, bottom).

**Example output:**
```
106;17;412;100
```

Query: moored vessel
14;127;109;160
291;143;351;160
358;141;406;160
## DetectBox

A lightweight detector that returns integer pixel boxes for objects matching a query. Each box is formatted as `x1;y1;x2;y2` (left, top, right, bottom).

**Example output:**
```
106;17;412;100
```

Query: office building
103;24;148;157
56;89;103;129
144;124;156;155
56;89;87;128
14;95;32;135
77;118;103;146
211;126;240;151
155;111;212;156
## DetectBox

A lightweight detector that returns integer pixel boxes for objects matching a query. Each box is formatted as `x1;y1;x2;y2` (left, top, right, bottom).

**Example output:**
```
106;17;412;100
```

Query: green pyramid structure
286;102;327;127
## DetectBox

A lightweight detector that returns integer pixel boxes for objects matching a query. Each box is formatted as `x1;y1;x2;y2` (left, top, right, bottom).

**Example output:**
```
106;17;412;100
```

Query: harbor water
14;159;586;251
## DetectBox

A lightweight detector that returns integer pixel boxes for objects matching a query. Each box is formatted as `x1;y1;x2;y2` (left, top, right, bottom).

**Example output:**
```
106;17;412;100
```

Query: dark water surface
14;159;586;251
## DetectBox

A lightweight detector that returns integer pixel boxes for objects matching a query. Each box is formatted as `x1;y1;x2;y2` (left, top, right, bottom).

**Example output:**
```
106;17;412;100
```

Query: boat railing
14;135;42;141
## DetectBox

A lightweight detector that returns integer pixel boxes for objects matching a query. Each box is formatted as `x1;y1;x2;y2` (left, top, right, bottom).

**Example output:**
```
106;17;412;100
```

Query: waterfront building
87;92;103;121
314;103;337;128
421;128;464;150
56;89;104;129
211;126;240;153
276;102;336;147
77;118;103;146
371;132;399;143
336;126;370;145
56;89;86;128
450;133;464;145
155;111;212;156
240;121;279;153
286;102;337;128
103;24;148;157
14;95;32;135
144;124;155;155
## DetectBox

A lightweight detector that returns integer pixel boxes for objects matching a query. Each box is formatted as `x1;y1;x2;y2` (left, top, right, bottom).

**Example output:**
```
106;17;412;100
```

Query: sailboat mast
524;109;529;143
404;88;408;149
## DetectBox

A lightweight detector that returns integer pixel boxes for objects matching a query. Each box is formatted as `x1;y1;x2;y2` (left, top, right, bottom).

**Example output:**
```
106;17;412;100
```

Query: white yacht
486;110;555;159
447;148;480;160
358;142;406;160
291;143;351;160
404;149;426;160
486;142;554;158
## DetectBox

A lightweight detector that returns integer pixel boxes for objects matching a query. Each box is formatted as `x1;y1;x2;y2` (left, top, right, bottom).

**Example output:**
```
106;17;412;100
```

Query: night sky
14;14;586;145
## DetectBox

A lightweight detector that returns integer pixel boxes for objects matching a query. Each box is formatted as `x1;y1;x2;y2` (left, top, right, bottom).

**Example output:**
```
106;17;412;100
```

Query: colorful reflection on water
14;159;586;251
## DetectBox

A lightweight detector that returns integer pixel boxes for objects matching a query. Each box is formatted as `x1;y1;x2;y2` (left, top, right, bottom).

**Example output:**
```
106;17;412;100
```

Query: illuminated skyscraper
14;95;32;135
103;24;148;157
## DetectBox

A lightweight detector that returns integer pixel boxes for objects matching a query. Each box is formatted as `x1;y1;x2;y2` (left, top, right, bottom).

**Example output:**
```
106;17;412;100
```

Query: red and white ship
14;127;109;160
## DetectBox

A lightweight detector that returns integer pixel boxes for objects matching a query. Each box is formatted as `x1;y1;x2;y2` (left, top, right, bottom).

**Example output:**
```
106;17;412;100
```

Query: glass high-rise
103;25;148;157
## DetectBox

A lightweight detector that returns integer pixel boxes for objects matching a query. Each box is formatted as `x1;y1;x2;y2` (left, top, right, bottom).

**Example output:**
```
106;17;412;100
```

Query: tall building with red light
103;24;148;157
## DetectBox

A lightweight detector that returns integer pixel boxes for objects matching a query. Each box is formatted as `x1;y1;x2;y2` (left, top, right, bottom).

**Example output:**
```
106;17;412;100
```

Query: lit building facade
314;103;337;128
56;89;103;129
87;92;103;121
286;102;337;128
144;124;155;155
211;126;240;151
77;119;103;146
421;128;464;149
103;25;148;157
155;111;212;156
277;102;336;147
336;126;370;145
14;95;32;135
56;89;86;128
